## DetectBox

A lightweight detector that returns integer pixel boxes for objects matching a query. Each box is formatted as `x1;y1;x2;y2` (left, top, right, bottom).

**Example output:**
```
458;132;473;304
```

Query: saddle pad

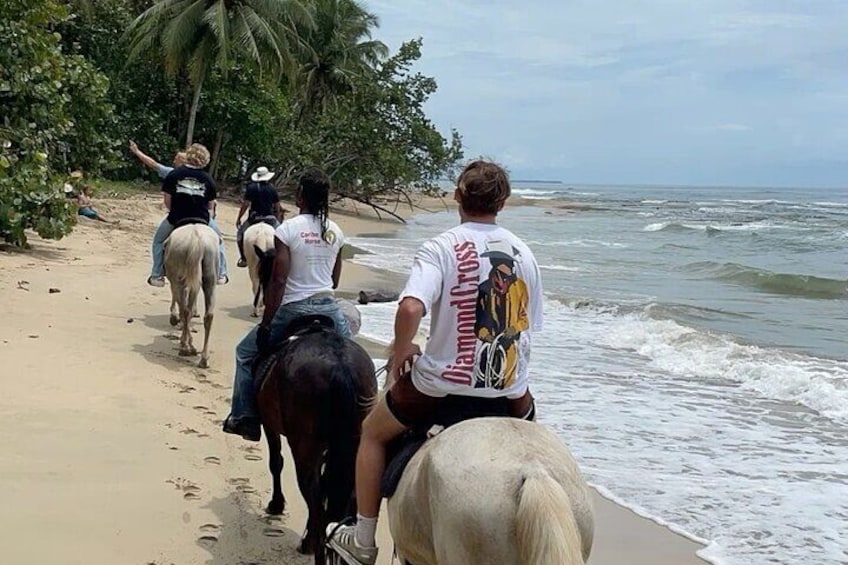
251;315;335;383
381;433;427;498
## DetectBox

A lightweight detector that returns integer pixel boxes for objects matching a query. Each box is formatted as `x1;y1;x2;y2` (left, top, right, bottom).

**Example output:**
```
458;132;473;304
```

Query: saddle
380;395;517;498
248;214;278;227
174;217;209;228
251;314;336;383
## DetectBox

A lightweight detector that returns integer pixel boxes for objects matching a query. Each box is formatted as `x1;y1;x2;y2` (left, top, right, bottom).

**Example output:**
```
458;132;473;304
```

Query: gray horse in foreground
387;417;594;565
164;223;219;368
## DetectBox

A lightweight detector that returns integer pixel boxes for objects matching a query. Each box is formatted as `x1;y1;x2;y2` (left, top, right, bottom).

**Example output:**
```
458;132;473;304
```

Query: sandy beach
0;193;706;564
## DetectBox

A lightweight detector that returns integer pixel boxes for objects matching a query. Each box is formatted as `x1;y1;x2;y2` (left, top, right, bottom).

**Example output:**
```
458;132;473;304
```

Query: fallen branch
337;192;407;224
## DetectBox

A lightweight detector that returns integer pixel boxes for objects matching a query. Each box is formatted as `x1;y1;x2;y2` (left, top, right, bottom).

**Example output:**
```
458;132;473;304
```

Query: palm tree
294;0;388;115
125;0;310;145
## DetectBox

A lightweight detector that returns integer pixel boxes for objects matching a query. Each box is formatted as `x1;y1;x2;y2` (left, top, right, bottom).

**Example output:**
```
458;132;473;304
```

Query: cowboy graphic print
473;239;530;389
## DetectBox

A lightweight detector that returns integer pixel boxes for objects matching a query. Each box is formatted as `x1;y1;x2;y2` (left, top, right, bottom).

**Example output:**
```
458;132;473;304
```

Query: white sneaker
326;522;377;565
147;276;166;288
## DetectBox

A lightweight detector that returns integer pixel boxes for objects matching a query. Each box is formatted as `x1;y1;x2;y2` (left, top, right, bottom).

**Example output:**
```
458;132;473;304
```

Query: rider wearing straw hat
235;166;284;267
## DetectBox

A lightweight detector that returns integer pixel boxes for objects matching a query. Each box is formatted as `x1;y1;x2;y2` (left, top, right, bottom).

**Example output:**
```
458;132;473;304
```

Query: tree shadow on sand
221;303;258;323
197;493;312;565
131;313;202;371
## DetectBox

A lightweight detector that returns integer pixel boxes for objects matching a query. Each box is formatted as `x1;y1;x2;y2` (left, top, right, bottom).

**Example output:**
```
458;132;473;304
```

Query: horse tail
165;226;204;289
515;464;585;565
324;342;360;519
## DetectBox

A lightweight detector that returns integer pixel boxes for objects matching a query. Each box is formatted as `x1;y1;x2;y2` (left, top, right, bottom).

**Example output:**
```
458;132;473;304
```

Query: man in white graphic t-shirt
327;160;544;565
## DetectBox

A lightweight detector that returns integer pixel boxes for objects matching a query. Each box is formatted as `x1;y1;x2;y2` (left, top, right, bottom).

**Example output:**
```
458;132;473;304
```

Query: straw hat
251;166;274;182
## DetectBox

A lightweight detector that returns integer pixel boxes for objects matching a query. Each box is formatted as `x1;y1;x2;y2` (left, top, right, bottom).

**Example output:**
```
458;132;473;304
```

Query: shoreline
0;194;707;564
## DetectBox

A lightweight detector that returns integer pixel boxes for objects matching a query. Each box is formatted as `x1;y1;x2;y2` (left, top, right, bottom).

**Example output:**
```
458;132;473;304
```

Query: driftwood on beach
358;289;399;304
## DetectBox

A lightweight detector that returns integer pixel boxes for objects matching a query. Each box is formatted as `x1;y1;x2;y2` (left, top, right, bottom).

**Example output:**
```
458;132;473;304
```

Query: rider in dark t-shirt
163;165;217;227
245;181;279;218
236;166;283;266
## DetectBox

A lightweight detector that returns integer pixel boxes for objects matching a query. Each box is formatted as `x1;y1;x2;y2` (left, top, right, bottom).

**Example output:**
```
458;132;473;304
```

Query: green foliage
0;0;114;245
293;39;463;201
124;0;310;145
0;0;463;244
293;0;388;115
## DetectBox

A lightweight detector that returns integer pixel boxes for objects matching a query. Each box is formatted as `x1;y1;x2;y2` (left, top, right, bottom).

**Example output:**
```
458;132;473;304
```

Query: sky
364;0;848;187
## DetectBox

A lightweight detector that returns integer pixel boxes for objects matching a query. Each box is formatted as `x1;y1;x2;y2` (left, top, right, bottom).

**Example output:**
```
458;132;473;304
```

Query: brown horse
257;321;377;564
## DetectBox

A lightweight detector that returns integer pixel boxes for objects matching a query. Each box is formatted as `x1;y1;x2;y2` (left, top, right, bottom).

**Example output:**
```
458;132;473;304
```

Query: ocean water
347;184;848;565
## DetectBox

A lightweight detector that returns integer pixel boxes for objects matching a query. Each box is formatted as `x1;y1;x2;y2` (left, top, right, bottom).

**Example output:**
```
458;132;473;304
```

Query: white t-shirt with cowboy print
399;222;544;399
275;214;345;304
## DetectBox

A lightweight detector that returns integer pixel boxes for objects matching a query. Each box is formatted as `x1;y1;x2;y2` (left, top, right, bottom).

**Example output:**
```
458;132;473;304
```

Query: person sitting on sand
222;168;351;442
235;166;285;267
76;184;118;224
326;160;544;565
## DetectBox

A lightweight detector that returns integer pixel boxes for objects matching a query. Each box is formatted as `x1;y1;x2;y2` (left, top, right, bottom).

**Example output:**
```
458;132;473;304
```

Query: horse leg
198;276;215;368
290;437;324;559
180;286;198;357
263;423;286;515
169;287;180;327
250;271;261;317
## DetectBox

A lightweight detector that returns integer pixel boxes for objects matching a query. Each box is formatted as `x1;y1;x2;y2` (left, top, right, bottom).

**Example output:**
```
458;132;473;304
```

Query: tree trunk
185;71;206;146
210;128;225;178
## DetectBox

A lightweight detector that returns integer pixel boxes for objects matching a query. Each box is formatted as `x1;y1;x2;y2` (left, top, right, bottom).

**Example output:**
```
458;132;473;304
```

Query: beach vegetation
2;0;463;245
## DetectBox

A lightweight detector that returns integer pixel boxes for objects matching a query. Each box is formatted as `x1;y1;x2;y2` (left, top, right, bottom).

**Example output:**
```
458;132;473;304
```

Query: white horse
387;417;594;565
164;224;219;368
243;222;276;317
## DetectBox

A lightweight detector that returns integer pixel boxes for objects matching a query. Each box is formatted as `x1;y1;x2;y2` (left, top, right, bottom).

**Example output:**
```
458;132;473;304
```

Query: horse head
253;244;277;290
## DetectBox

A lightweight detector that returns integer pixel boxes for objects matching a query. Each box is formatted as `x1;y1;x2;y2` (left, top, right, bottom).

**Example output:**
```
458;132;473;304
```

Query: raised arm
129;140;162;171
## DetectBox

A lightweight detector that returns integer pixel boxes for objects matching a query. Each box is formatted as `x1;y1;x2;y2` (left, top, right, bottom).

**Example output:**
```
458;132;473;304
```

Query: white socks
354;513;378;548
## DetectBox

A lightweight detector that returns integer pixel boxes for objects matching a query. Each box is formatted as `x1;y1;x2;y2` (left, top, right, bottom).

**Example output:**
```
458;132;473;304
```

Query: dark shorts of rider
385;371;535;431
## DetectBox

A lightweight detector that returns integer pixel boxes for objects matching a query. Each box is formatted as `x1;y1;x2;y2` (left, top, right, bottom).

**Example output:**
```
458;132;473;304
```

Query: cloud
365;0;848;186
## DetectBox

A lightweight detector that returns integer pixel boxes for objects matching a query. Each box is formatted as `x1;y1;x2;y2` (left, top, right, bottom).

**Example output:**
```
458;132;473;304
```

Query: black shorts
385;371;535;430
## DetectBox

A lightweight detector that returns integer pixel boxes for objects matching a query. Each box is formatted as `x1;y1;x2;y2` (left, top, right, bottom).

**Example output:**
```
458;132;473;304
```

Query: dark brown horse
257;320;377;563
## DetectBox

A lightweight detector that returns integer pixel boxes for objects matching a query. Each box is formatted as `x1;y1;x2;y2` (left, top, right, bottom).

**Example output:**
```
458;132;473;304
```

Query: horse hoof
198;358;209;369
297;538;314;555
266;500;285;515
169;315;179;327
250;311;259;318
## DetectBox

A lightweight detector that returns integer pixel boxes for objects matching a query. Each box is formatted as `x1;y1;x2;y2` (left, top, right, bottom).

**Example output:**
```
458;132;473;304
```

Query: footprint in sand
183;487;201;501
263;527;286;538
227;477;250;487
240;445;262;462
197;523;222;548
167;478;202;501
177;385;196;394
197;535;218;548
203;456;220;466
192;405;217;416
236;484;257;494
180;427;200;435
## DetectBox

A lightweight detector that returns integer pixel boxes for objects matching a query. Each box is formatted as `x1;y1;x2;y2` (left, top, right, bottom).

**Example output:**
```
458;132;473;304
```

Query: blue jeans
151;217;228;279
230;295;352;420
